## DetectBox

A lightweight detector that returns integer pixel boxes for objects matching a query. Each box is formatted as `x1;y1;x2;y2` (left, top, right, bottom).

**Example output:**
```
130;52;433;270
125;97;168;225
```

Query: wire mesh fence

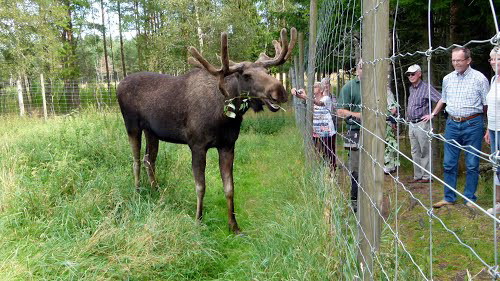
291;0;500;279
0;77;118;117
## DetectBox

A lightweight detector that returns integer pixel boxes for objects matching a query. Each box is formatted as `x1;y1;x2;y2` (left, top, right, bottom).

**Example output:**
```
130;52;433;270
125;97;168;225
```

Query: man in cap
405;64;441;183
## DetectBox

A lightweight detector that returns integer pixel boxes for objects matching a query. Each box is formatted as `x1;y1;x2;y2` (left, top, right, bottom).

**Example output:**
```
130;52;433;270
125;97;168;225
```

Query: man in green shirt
337;60;362;212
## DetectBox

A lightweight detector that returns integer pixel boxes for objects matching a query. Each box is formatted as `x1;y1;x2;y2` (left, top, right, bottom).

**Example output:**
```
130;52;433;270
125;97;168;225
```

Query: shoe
408;178;421;183
433;200;454;208
465;202;475;208
418;178;432;183
487;202;500;215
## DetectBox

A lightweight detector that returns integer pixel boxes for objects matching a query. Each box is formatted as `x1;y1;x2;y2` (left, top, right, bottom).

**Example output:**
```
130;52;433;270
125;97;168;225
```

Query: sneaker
383;167;396;174
417;178;432;183
408;178;421;183
465;202;475;208
433;199;454;208
487;203;500;215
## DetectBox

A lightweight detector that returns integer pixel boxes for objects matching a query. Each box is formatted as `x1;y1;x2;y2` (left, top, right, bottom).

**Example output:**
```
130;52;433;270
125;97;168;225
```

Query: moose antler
254;27;297;68
188;32;234;97
187;28;297;97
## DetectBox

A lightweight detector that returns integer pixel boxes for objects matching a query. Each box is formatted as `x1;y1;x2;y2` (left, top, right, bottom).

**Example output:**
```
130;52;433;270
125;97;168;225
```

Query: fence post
16;79;25;117
305;0;318;165
359;0;389;279
40;73;48;120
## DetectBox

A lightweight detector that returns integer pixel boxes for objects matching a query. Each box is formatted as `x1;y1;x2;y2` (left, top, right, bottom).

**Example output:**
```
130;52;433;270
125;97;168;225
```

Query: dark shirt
338;78;361;130
406;80;441;120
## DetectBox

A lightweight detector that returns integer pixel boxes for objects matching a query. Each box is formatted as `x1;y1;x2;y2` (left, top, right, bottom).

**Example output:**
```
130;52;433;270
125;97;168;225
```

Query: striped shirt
406;80;441;120
313;96;336;137
441;66;489;117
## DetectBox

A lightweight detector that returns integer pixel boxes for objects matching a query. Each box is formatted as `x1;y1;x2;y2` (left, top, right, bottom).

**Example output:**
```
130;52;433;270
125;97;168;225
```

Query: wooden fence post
16;79;25;117
305;0;318;165
40;73;48;120
359;0;389;279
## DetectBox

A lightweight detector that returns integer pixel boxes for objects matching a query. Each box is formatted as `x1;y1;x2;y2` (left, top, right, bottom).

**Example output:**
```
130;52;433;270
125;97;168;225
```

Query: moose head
117;28;296;234
187;28;297;113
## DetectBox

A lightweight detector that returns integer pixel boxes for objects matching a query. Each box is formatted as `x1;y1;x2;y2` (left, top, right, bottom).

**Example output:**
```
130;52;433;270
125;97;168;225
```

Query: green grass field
0;108;498;280
0;109;344;280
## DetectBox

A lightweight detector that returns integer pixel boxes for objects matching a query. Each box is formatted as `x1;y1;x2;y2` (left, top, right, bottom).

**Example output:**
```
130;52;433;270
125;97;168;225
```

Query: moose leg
144;130;159;189
127;131;142;191
191;147;207;221
217;146;240;234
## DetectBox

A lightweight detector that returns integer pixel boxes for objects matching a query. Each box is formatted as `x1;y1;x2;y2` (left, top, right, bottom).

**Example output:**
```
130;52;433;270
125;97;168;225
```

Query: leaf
225;111;236;118
227;103;236;110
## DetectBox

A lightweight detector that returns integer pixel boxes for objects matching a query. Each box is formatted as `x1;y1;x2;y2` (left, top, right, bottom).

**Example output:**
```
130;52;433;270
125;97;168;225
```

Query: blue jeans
443;115;483;203
489;130;500;185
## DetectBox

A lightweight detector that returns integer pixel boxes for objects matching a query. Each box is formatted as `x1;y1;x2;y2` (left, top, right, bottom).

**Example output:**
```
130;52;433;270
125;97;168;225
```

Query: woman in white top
484;46;500;215
292;78;337;170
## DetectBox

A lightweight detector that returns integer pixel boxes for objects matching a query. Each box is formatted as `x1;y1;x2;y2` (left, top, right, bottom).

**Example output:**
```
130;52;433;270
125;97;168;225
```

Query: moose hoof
229;225;241;235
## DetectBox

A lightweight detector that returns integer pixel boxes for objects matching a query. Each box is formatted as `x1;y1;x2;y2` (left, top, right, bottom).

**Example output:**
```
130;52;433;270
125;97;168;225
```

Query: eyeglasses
451;59;467;64
406;73;416;77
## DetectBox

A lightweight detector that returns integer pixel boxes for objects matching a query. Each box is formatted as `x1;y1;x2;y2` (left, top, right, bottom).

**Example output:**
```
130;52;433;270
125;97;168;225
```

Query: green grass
2;108;495;280
0;108;339;280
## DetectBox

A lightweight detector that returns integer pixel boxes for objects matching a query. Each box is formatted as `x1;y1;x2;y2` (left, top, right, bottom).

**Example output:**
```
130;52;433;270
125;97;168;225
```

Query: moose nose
269;83;288;103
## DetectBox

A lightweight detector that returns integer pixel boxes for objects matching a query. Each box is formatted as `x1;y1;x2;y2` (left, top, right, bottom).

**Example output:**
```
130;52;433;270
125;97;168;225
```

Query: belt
449;113;481;122
409;118;422;124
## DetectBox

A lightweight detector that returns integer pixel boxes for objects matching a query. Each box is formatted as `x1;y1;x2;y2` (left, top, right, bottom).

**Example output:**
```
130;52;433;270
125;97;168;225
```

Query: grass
1;107;497;280
0;108;339;280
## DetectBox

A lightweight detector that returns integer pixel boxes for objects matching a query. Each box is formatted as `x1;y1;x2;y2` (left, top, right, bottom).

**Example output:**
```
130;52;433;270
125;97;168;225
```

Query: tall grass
0;109;339;280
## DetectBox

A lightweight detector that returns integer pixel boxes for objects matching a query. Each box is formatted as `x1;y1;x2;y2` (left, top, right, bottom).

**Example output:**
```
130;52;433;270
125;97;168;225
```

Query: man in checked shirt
424;47;490;208
405;64;441;184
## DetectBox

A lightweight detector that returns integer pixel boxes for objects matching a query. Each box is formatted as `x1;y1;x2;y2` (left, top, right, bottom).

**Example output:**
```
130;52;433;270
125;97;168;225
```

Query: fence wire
292;0;500;279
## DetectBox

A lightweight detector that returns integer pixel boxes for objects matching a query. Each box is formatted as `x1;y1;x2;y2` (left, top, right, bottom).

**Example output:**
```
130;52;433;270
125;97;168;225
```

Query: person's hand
291;88;297;96
421;113;433;122
485;131;491;145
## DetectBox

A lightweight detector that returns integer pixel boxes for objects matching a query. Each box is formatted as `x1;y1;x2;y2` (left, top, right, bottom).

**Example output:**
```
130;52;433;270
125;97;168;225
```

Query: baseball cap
405;64;421;73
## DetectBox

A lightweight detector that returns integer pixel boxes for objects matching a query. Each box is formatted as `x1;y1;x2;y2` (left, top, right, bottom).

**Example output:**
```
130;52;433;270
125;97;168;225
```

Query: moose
117;28;297;233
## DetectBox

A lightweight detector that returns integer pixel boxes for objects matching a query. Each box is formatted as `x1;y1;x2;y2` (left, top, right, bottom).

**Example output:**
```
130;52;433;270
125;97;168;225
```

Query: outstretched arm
337;108;361;120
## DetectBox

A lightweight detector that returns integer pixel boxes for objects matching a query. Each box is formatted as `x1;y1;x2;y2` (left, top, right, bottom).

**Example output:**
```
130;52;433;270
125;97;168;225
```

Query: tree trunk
100;0;111;102
134;0;144;70
107;5;117;92
449;0;459;45
118;0;127;78
62;0;80;110
194;0;204;54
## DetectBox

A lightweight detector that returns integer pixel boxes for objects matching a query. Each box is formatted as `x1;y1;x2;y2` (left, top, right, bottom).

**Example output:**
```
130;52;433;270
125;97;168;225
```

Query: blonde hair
320;77;330;94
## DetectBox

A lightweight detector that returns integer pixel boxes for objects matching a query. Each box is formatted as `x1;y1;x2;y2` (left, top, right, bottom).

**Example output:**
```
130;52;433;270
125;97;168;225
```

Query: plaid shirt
442;66;489;117
406;80;441;120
